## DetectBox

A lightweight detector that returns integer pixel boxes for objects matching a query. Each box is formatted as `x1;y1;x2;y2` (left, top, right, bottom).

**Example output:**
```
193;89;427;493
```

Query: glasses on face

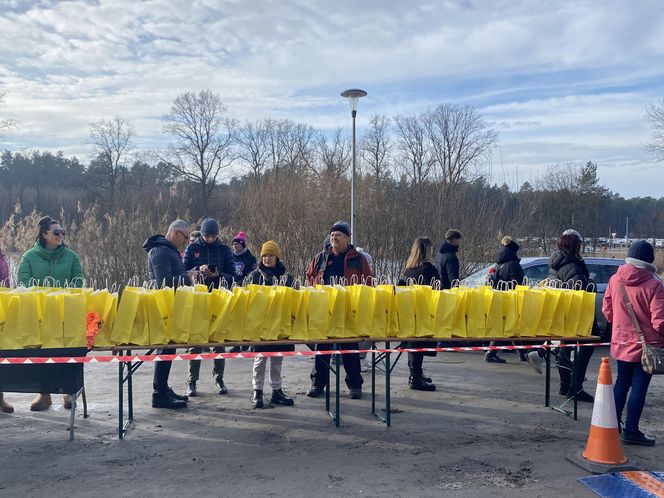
51;230;65;237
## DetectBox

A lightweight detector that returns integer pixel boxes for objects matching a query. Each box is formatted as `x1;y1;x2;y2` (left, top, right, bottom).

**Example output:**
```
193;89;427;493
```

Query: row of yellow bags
0;286;117;349
0;284;595;349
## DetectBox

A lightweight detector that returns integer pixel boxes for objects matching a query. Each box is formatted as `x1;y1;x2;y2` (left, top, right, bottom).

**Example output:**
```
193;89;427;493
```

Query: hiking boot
186;381;197;397
621;429;656;446
519;352;528;362
559;385;570;396
215;380;228;395
0;393;14;413
409;376;436;391
271;389;294;406
349;388;362;399
63;394;73;410
306;385;324;398
527;351;543;374
30;393;52;411
168;387;189;401
252;390;264;409
152;391;187;409
485;353;506;364
568;389;594;403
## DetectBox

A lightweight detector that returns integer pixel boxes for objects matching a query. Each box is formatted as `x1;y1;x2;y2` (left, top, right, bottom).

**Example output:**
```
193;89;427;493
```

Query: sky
1;0;663;198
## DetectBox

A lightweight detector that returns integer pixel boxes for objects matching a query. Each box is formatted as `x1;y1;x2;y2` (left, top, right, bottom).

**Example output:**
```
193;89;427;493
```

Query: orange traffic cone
568;357;635;474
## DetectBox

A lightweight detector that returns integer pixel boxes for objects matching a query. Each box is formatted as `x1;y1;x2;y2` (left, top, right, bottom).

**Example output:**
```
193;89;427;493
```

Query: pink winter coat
0;251;9;287
603;261;664;362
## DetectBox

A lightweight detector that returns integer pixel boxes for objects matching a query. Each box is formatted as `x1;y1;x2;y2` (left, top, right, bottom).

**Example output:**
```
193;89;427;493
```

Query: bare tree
0;89;17;137
359;115;392;180
278;120;315;173
314;128;351;179
237;119;271;177
646;98;664;161
162;90;235;213
86;115;135;209
423;103;497;187
394;114;433;184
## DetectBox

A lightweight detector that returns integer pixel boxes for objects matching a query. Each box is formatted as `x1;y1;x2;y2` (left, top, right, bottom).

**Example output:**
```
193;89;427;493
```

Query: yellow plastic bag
40;291;64;348
432;290;456;339
62;291;87;347
549;290;572;337
450;287;467;338
244;286;270;342
0;296;6;347
483;287;503;338
170;286;194;344
413;285;435;338
564;290;584;339
276;286;292;340
350;284;375;338
127;293;149;346
517;286;545;337
502;289;519;338
537;288;560;337
306;287;329;341
111;286;142;345
208;287;234;343
577;290;595;337
465;287;486;338
219;287;249;342
144;289;171;346
371;286;391;338
394;286;416;338
322;286;346;339
0;291;41;349
289;288;308;341
260;287;282;341
188;290;211;345
377;285;396;337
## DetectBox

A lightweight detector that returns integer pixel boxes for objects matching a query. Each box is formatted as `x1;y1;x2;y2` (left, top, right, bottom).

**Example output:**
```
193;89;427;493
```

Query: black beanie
628;240;655;263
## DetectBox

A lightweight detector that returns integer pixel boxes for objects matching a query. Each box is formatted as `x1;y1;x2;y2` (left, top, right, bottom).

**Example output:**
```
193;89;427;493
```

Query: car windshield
461;265;492;287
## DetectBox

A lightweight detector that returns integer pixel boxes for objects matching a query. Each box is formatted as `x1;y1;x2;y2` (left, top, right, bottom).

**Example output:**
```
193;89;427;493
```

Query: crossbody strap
46;253;63;279
618;283;647;345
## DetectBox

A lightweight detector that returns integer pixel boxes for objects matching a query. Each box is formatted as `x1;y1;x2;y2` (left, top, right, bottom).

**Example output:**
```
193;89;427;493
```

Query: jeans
614;360;653;433
253;356;283;391
188;347;226;383
310;343;363;389
408;352;424;377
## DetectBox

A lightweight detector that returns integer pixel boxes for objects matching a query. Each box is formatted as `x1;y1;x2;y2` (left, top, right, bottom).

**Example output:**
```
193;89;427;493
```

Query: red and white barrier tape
0;341;619;364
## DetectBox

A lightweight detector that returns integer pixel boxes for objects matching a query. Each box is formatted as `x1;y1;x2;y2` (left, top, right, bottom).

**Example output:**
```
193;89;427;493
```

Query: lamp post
340;88;367;246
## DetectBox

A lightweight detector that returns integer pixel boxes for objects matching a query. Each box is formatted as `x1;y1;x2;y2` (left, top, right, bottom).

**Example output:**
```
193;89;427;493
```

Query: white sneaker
527;351;543;374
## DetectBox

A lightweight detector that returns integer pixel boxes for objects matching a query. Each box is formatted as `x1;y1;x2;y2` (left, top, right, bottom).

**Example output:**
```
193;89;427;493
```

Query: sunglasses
50;230;65;237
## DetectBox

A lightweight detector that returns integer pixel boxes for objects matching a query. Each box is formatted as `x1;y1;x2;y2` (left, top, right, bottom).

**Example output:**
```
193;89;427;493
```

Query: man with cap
231;231;257;284
182;218;236;396
305;221;373;399
143;219;196;409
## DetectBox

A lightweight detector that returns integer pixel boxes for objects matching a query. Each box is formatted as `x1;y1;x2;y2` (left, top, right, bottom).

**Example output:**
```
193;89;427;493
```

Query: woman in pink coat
603;240;664;446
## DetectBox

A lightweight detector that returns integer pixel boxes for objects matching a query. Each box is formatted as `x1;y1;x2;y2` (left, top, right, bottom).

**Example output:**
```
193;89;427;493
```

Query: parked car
461;257;626;330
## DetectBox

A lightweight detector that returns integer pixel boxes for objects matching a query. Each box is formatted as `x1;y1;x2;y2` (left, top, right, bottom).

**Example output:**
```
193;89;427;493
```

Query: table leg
545;348;551;408
385;341;391;427
334;346;340;428
572;346;578;421
127;349;134;422
118;351;124;439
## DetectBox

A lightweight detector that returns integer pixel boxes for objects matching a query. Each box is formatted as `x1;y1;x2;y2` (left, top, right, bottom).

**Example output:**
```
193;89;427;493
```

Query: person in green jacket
8;216;85;412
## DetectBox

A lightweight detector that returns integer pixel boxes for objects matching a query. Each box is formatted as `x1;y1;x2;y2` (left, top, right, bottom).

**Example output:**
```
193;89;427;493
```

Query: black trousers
153;348;175;394
407;352;424;377
557;345;594;392
310;343;363;389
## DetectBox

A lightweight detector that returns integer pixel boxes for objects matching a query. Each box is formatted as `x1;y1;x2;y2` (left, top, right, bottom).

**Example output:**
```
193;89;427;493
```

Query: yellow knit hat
260;240;282;259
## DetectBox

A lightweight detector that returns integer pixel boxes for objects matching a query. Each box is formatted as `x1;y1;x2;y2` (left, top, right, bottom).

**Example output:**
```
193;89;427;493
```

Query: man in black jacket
182;218;236;397
144;219;196;409
435;229;462;290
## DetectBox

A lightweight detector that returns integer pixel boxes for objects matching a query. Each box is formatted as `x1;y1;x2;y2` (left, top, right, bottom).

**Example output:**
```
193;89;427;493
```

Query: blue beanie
628;240;654;263
200;218;219;236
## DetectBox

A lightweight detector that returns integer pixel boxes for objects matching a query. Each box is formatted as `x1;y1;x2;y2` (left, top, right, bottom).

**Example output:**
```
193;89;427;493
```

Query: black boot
152;391;187;409
409;375;436;391
215;379;228;395
271;388;294;406
185;381;197;397
252;390;264;409
168;387;189;401
485;352;506;363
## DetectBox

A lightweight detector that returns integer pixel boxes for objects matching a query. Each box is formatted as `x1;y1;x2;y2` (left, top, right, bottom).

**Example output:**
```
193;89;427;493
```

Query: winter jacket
602;259;664;362
306;245;373;285
232;248;257;282
17;241;84;287
0;251;9;287
143;234;191;288
492;246;524;286
183;237;235;288
246;261;294;287
246;261;295;353
548;250;589;288
402;262;440;286
434;242;460;289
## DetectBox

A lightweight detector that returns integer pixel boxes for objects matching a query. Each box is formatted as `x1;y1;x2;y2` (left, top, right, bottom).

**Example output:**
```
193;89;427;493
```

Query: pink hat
232;231;247;247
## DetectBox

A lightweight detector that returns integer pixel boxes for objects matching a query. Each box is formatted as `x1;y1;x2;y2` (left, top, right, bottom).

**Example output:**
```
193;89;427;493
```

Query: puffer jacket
143;234;191;289
434;242;460;289
548;249;589;288
603;259;664;362
17;242;84;287
402;262;440;286
492;246;524;285
246;261;294;287
183;237;235;288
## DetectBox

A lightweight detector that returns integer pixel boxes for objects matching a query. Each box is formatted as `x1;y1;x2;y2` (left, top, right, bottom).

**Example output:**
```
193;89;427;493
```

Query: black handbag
619;284;664;375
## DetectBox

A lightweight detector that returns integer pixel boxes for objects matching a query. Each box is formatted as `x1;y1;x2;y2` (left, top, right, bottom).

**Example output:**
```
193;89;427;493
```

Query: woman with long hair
401;237;440;391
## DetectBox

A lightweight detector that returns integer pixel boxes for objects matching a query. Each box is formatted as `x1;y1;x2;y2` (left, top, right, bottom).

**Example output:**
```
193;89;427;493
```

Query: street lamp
340;88;367;245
